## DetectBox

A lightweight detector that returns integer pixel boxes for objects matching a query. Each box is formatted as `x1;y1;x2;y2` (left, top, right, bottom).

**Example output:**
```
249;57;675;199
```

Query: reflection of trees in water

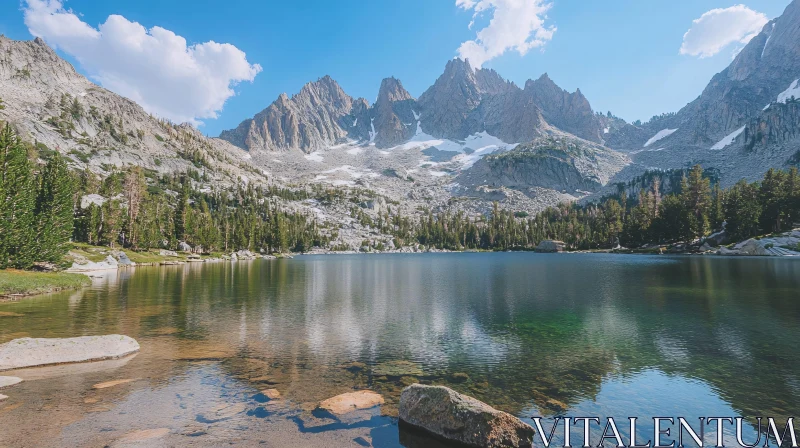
2;255;798;430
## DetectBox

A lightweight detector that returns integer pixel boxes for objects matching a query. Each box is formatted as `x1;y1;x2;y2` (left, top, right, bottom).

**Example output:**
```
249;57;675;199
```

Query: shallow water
0;253;799;447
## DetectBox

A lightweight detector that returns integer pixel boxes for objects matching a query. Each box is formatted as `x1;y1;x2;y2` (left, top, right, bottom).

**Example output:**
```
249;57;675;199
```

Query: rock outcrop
458;135;629;194
535;240;565;253
718;230;800;256
399;384;535;448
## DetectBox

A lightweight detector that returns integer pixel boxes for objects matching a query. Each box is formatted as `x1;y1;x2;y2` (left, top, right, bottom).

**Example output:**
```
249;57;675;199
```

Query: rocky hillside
457;134;630;194
0;36;256;185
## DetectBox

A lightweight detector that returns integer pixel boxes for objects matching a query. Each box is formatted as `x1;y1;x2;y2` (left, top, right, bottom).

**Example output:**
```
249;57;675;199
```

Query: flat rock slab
0;376;23;389
0;335;140;371
0;394;7;401
399;384;534;448
319;390;384;415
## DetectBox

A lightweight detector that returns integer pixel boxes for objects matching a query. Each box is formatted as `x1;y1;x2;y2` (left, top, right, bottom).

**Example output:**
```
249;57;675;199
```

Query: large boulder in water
535;240;564;253
113;251;134;266
399;384;534;448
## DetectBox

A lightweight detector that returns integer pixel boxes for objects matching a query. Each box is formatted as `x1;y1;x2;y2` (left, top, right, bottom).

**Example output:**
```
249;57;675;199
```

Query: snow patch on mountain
369;118;377;144
777;80;800;104
388;120;516;168
644;129;678;147
711;126;746;150
762;23;776;58
304;151;324;162
321;165;379;179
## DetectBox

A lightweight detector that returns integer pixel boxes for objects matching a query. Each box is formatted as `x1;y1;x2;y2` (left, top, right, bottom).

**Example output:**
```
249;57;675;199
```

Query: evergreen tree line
72;167;332;254
0;125;333;268
0;125;74;269
395;165;800;251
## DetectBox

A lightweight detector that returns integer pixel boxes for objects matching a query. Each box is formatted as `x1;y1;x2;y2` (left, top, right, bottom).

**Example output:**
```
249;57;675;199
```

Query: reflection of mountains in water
3;255;798;434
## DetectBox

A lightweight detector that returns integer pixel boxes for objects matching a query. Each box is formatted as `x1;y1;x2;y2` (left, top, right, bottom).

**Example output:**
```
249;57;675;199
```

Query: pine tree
123;167;146;248
725;180;761;241
0;125;36;269
34;153;75;263
174;176;190;243
710;183;725;231
681;165;712;240
759;168;786;233
787;167;800;227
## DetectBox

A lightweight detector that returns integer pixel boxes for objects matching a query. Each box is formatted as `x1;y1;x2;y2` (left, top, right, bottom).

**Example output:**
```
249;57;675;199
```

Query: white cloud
680;5;768;58
456;0;556;68
23;0;262;125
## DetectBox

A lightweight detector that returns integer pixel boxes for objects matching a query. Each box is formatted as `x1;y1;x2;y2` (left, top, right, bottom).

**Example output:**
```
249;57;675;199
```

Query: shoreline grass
0;269;91;299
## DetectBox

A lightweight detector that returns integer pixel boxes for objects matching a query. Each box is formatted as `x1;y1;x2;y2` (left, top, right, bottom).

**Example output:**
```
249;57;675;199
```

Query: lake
1;253;799;447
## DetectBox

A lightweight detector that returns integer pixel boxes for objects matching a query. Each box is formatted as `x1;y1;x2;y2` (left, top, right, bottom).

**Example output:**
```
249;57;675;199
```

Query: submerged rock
399;384;534;448
373;360;423;377
92;379;135;389
262;388;281;399
0;335;140;371
112;428;170;446
319;390;385;415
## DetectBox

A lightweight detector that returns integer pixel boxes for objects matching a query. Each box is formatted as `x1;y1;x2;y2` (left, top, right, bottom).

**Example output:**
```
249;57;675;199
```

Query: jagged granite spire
220;76;354;153
372;77;417;148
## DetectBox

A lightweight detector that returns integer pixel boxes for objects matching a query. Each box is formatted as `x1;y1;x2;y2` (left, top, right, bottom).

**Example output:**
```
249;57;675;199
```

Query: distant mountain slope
600;0;800;186
0;36;255;184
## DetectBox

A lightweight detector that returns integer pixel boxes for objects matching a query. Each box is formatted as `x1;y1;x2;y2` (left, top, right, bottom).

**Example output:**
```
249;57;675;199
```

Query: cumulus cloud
456;0;556;68
680;4;768;58
23;0;262;125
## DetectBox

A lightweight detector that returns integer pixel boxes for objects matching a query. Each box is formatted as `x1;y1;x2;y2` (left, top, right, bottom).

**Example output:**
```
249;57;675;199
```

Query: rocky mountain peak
220;75;355;153
416;59;484;139
295;76;352;115
376;77;414;105
372;77;417;148
474;67;515;95
524;74;602;143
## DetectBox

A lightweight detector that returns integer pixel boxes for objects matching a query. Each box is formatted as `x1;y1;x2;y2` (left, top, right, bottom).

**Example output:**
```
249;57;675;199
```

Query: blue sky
0;0;790;136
